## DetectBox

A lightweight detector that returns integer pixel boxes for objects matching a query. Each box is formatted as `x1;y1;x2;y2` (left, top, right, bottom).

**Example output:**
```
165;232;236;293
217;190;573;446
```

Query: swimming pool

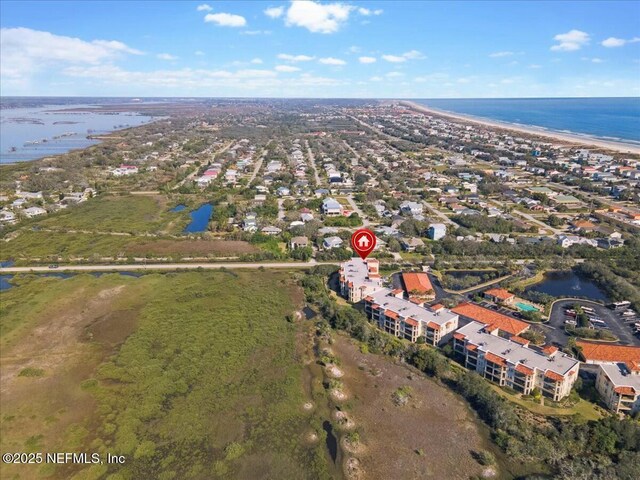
515;302;539;312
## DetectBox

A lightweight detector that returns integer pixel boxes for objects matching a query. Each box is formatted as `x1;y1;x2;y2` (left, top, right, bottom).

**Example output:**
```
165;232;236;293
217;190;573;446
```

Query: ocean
0;104;153;164
410;97;640;145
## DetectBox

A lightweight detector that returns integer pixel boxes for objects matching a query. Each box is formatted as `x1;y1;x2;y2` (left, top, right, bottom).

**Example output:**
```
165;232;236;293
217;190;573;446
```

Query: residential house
323;236;344;249
290;236;309;250
427;223;447;241
322;198;343;216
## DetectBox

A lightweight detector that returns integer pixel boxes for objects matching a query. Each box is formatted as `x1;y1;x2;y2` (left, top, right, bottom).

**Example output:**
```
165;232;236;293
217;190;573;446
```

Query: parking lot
547;299;640;347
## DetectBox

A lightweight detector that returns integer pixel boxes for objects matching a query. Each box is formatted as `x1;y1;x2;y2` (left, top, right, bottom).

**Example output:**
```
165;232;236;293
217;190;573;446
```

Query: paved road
305;140;322;186
247;147;267;185
277;198;286;220
344;194;371;227
486;198;561;236
172;141;233;190
422;200;457;226
0;260;335;274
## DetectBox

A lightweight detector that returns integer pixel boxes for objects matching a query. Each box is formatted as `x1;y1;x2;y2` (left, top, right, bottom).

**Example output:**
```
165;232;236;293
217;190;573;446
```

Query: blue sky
1;1;639;98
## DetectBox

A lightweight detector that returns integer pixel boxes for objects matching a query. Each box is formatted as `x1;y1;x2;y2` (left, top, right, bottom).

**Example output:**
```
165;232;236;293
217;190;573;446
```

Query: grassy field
36;195;183;234
0;231;260;262
489;384;602;421
0;271;333;479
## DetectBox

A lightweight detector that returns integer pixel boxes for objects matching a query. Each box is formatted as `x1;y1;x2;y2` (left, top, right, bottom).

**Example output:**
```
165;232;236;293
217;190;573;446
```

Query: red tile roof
545;370;565;382
614;386;637;396
484;288;515;301
384;309;399;320
485;352;507;367
364;296;374;302
426;321;440;330
405;317;419;328
466;344;478;352
542;345;558;356
451;303;529;336
515;364;534;376
402;272;434;295
510;336;530;346
453;332;466;341
576;342;640;364
431;303;445;311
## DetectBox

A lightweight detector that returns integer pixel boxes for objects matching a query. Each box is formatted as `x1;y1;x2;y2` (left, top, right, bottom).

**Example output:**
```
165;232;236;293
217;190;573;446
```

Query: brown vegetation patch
332;334;499;480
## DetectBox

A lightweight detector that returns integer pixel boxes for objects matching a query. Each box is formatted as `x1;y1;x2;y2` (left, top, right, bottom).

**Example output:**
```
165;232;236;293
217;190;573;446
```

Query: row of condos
363;288;459;346
453;321;580;402
339;259;581;401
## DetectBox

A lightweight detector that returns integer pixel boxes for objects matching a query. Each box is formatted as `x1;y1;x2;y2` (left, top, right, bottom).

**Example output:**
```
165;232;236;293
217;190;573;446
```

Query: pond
526;271;608;300
171;204;187;212
184;204;213;233
322;420;338;463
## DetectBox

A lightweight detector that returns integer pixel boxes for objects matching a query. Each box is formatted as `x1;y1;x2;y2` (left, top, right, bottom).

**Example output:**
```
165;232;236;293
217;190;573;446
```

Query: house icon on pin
358;235;370;248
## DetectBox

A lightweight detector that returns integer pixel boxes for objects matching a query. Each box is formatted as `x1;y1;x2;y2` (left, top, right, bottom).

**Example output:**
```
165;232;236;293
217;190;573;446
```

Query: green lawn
0;271;332;479
489;384;602;421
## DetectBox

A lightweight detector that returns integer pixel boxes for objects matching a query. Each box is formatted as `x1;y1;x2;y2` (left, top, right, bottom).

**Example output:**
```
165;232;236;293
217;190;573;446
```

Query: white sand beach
400;100;640;155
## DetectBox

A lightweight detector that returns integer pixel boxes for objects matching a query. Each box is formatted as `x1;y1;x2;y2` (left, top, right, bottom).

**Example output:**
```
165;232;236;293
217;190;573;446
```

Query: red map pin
351;228;377;260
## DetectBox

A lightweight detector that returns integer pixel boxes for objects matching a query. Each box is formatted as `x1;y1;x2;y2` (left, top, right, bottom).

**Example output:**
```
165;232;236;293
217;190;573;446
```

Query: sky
1;0;639;98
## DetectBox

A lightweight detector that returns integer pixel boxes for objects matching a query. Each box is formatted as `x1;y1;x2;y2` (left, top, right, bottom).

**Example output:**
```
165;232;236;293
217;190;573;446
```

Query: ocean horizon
409;97;640;145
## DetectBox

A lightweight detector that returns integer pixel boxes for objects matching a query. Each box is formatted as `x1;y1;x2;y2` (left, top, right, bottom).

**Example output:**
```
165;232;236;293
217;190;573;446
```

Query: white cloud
382;50;425;63
0;27;143;81
319;57;346;65
386;71;404;78
275;65;300;72
382;55;406;63
402;50;425;60
264;6;284;18
602;36;640;47
251;58;263;64
277;53;315;62
551;30;590;51
357;7;383;16
240;30;271;35
528;64;542;69
489;51;513;58
370;76;383;81
196;4;212;11
194;50;205;56
204;12;247;27
157;53;178;60
582;57;604;63
285;0;354;34
358;56;376;64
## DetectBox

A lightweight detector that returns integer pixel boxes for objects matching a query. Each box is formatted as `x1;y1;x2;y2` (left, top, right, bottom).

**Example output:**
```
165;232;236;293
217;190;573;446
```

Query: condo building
595;363;640;415
364;288;459;346
454;321;580;401
339;258;383;303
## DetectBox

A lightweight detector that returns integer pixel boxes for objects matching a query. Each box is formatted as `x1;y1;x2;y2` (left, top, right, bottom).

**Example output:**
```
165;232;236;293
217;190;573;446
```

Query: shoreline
400;100;640;155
